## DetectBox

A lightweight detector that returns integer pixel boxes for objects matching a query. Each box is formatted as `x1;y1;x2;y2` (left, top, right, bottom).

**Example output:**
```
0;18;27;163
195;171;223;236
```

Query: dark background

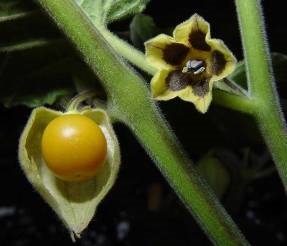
1;0;287;245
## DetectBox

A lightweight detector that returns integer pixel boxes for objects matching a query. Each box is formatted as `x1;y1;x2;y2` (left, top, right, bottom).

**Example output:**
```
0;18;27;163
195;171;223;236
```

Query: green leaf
0;40;77;108
0;2;77;108
0;0;151;107
1;88;73;108
197;154;230;198
104;0;150;24
77;0;150;25
0;75;74;108
18;107;120;237
0;0;37;17
130;14;159;50
0;7;61;49
0;0;62;55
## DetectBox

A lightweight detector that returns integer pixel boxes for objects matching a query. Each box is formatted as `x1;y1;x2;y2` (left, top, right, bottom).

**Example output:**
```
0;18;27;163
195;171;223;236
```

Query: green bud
197;155;230;198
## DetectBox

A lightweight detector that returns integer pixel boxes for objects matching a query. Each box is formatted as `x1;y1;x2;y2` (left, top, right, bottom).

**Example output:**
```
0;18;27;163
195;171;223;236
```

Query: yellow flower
145;14;237;113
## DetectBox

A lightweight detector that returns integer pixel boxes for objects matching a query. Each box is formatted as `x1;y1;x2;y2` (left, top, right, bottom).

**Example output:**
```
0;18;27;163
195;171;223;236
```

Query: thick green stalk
37;0;249;244
235;0;287;190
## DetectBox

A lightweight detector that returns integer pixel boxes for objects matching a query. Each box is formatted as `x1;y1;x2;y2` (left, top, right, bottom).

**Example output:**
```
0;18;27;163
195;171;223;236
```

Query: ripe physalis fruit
18;107;120;238
41;114;107;182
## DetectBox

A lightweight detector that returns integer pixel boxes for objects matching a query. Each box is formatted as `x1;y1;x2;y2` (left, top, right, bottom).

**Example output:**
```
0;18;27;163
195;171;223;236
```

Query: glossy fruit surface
41;114;107;181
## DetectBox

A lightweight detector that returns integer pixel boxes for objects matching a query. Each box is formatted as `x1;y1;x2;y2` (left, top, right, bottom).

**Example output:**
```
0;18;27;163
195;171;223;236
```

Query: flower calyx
18;105;120;237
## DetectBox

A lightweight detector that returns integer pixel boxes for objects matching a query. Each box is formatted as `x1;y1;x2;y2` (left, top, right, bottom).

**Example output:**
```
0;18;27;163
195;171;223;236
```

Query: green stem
99;28;157;75
235;0;287;190
213;90;254;114
37;0;249;244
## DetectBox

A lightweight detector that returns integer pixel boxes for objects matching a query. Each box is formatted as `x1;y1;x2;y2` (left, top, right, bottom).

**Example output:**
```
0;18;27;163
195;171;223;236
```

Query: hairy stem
37;0;249;244
213;90;254;114
99;28;157;75
235;0;287;190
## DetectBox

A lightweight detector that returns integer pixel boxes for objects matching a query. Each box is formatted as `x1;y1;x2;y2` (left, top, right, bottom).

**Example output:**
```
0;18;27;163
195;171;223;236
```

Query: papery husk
18;107;120;237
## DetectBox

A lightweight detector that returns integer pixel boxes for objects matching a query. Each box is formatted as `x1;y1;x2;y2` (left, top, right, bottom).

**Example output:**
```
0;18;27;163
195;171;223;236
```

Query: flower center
182;59;206;75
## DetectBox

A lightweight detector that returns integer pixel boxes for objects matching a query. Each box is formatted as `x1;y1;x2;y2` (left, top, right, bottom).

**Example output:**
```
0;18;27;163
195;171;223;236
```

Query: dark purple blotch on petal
166;70;210;97
191;78;210;97
212;50;227;75
189;30;211;51
166;70;190;91
163;43;189;66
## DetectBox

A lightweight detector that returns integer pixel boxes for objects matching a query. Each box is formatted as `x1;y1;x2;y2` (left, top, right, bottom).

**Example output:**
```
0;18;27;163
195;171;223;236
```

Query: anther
183;59;205;75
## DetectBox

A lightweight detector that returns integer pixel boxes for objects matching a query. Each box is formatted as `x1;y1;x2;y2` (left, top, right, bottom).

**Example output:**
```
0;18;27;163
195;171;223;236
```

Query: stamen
182;59;205;75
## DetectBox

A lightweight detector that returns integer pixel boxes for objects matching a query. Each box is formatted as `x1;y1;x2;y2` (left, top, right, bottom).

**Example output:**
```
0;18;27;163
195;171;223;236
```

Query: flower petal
151;69;182;100
145;34;189;70
208;39;237;81
173;14;211;51
179;82;213;113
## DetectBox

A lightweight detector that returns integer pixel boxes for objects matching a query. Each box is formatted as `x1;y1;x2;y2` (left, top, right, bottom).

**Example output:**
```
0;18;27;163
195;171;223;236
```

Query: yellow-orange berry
41;114;107;182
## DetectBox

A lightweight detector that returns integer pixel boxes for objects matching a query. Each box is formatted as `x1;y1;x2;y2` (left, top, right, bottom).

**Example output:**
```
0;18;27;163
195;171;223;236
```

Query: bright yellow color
151;69;178;99
173;14;210;46
145;34;177;70
41;114;107;182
